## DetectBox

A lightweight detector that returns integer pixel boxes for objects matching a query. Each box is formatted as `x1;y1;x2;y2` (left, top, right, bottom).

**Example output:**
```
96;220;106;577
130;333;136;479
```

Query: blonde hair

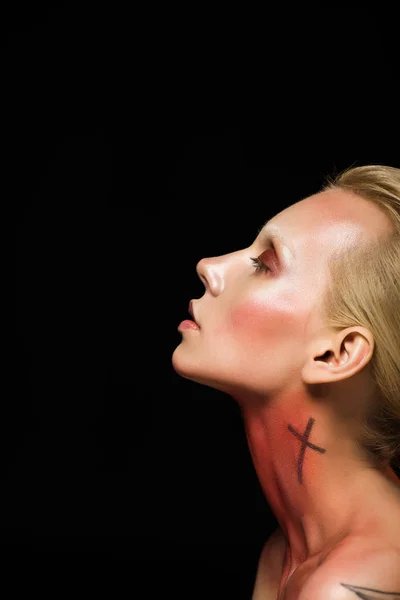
321;165;400;470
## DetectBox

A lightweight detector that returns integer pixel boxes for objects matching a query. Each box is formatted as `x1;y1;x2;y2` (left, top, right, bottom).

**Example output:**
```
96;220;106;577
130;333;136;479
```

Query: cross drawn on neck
287;417;326;484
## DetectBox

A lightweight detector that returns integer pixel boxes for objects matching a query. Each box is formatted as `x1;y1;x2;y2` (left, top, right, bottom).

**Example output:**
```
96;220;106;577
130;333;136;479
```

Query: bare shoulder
299;537;400;600
299;488;400;599
252;527;287;600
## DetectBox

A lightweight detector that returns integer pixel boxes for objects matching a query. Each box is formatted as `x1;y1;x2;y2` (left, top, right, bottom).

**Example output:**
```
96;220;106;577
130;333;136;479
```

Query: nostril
194;264;208;291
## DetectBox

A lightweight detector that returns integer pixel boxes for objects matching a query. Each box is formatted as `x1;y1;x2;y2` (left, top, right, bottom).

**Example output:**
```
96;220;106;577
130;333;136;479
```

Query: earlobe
301;327;374;385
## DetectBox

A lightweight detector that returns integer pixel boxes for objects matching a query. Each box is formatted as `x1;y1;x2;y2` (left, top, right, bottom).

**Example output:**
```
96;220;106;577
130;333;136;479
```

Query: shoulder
256;526;287;571
261;526;287;572
298;543;400;600
252;527;287;600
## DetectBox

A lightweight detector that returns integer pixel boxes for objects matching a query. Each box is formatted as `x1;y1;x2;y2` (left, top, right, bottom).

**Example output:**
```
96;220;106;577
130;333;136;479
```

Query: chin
171;347;238;396
172;345;195;377
171;345;208;381
171;346;209;384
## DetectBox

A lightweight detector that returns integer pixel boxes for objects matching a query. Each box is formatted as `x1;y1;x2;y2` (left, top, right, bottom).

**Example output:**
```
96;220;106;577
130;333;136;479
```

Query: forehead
262;188;391;261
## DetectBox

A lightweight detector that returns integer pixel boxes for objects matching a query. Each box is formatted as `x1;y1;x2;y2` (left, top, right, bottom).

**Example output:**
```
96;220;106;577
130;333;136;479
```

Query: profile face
171;189;391;403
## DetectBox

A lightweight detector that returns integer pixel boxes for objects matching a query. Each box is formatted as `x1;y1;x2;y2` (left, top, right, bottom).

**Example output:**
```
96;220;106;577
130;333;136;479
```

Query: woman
172;165;400;599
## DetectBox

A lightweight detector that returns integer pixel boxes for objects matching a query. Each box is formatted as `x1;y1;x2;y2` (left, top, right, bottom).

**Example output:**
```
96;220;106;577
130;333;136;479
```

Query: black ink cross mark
340;582;400;599
287;417;326;484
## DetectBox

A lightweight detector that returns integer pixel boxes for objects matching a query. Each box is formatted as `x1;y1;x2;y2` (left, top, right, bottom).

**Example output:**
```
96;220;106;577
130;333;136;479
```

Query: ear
301;326;375;385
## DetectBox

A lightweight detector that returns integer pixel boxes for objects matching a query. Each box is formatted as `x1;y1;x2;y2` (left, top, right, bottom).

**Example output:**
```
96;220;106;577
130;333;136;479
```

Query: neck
240;390;397;568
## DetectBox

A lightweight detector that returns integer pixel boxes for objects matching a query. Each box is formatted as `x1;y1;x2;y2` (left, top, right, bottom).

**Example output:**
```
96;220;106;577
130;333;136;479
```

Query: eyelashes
250;256;272;274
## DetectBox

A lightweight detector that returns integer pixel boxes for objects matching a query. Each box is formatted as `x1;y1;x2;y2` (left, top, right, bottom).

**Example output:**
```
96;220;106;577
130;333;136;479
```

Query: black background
9;4;399;598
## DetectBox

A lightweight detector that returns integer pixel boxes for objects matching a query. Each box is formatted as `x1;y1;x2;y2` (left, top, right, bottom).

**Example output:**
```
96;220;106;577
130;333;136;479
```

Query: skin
172;187;400;587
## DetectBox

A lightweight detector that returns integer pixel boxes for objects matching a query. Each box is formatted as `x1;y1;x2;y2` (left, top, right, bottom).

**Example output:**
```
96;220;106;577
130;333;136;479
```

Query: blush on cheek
229;300;293;340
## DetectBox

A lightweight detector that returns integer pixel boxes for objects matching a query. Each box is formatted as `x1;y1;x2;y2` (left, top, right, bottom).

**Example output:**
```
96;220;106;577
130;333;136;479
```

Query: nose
196;256;224;296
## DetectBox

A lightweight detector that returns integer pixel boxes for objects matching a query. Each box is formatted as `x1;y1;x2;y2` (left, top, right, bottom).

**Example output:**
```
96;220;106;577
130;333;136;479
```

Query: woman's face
172;189;390;402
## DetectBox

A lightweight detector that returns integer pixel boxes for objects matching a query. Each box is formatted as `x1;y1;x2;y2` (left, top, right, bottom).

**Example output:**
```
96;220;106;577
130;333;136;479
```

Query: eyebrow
258;223;295;265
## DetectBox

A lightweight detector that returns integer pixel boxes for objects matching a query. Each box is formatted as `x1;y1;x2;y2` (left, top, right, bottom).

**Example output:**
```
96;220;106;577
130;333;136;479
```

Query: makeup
178;319;200;331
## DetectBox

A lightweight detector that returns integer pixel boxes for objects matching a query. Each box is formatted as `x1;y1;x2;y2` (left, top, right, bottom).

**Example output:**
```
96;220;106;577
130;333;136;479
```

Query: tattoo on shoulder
287;417;326;484
340;582;400;599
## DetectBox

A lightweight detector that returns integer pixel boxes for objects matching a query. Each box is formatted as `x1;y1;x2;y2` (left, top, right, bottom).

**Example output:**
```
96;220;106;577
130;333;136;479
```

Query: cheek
228;297;296;342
